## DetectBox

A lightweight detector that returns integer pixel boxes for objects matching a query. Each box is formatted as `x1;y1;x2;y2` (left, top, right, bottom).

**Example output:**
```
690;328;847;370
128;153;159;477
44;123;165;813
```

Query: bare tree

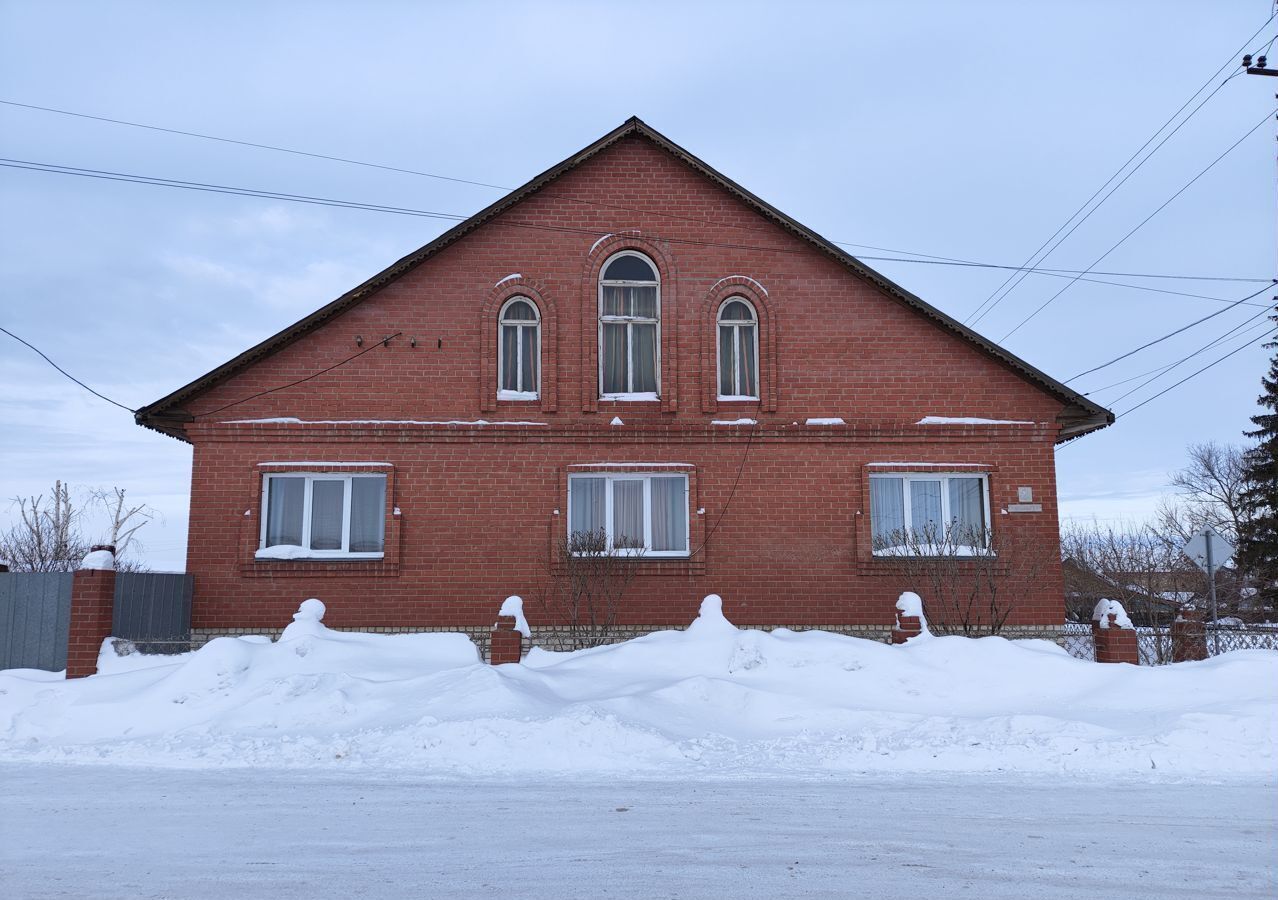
86;486;156;561
1;482;156;573
878;522;1050;636
1059;521;1198;662
0;481;87;572
535;529;644;650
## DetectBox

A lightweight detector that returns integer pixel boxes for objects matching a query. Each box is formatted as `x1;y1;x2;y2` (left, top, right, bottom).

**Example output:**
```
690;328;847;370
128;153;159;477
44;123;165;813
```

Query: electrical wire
195;332;403;417
1065;284;1275;382
689;420;758;559
998;106;1278;341
0;324;136;412
1083;317;1274;396
964;9;1277;327
1115;327;1275;419
2;156;1268;286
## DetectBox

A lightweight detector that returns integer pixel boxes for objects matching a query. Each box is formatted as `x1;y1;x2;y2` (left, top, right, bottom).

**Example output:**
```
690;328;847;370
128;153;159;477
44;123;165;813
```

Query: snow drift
0;596;1273;777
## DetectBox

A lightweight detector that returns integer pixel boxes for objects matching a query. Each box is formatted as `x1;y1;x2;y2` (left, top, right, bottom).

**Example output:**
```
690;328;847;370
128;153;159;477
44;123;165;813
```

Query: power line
1065;284;1275;382
1107;304;1274;406
0;325;136;412
1115;327;1275;419
195;332;403;417
998;106;1278;341
2;156;1268;286
0;99;509;191
965;9;1277;327
1083;317;1274;395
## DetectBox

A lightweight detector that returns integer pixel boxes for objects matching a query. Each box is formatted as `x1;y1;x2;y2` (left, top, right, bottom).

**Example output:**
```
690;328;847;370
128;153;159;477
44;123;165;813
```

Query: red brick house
136;118;1112;645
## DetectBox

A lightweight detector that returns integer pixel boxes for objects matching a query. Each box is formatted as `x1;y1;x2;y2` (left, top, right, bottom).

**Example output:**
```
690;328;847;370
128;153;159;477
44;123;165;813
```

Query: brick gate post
1091;598;1139;665
1171;605;1208;663
66;545;116;678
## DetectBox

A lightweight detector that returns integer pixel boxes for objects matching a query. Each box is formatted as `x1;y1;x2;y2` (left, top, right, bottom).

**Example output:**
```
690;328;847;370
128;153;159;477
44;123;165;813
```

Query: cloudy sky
1;1;1274;570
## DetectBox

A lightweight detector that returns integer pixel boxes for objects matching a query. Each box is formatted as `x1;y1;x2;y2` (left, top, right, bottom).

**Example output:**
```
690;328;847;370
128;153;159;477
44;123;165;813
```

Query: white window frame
598;250;661;400
497;296;541;400
567;472;689;558
259;472;386;558
716;296;760;400
869;472;993;556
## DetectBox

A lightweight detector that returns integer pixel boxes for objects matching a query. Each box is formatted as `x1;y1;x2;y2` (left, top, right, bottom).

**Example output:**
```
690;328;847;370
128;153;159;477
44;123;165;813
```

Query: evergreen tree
1237;313;1278;614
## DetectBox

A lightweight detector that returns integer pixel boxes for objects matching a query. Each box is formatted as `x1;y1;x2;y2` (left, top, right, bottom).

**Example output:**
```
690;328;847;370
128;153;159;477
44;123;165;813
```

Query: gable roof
136;116;1113;442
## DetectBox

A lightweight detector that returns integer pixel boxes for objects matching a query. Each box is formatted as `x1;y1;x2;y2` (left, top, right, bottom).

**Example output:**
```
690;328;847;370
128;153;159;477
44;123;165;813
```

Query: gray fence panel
113;572;192;652
0;573;74;671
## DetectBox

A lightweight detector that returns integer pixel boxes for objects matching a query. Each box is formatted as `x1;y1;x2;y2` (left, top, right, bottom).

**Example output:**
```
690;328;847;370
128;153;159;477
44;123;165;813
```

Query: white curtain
521;325;538;391
265;477;305;546
632;324;657;393
870;477;904;549
309;480;345;550
500;325;519;391
948;478;985;544
570;477;606;539
650;477;687;552
718;326;734;394
612;480;644;548
910;480;943;543
349;477;385;553
738;325;756;396
602;323;627;393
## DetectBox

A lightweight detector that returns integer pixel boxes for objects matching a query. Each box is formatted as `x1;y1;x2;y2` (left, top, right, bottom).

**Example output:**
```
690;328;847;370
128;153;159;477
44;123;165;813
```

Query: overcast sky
1;1;1274;571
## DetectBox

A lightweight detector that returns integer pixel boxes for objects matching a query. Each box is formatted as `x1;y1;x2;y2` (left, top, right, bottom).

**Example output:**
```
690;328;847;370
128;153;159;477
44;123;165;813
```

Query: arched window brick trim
700;277;777;413
480;278;557;413
580;233;679;414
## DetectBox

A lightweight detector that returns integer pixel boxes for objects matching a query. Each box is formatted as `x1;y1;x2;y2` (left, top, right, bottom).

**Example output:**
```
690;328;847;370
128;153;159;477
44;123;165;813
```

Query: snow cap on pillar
79;545;116;571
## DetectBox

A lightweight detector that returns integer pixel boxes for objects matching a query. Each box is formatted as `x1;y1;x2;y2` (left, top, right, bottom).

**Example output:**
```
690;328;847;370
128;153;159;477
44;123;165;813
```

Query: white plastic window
717;297;758;399
869;474;990;555
498;297;540;399
568;472;689;556
260;473;386;558
599;252;660;399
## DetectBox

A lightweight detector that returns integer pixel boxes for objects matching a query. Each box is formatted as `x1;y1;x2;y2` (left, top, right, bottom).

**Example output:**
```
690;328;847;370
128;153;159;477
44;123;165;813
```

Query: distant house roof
135;117;1114;442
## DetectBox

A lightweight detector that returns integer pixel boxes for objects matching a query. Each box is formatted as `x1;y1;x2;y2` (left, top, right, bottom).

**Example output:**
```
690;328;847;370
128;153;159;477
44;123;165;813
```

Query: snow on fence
1061;622;1278;665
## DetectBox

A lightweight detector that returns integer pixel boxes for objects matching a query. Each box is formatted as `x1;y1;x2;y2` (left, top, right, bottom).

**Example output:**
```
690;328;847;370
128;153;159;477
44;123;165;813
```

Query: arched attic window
717;297;758;399
599;252;660;398
498;296;540;399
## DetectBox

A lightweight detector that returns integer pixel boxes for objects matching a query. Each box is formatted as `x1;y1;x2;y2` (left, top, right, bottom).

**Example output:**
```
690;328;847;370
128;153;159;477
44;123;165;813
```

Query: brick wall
175;134;1074;634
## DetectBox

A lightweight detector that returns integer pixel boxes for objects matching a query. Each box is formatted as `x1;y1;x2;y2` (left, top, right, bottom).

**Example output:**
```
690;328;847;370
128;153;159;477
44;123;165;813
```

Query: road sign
1181;527;1235;574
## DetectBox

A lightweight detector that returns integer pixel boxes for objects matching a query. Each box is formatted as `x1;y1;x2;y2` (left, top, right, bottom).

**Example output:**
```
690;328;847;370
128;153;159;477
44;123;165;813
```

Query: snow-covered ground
1;765;1273;899
1;596;1274;777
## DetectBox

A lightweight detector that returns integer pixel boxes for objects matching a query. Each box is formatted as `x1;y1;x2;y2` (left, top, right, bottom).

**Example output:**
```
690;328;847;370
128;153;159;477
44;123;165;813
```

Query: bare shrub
877;522;1048;636
535;529;643;651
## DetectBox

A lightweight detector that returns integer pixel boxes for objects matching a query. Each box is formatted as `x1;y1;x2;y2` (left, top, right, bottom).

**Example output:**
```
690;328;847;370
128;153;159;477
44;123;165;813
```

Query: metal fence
113;572;193;654
0;572;74;671
1060;623;1278;665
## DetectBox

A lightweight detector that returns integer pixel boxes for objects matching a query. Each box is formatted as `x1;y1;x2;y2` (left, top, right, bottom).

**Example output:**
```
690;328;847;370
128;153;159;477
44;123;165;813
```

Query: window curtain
718;326;734;394
870;477;905;549
910;480;943;543
500;325;519;391
631;324;657;393
521;325;538;391
948;478;986;545
349;477;386;553
650;477;687;552
612;480;645;548
309;480;345;550
738;325;756;396
602;323;627;393
569;477;606;540
266;477;305;546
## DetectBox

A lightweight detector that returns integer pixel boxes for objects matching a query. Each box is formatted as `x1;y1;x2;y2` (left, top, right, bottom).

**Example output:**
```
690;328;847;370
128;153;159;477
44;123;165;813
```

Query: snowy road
1;766;1273;899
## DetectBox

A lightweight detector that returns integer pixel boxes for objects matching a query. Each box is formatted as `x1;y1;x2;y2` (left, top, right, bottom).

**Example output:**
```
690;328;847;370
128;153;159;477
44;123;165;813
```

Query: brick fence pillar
1172;606;1208;663
1091;598;1139;665
892;590;926;644
66;545;117;678
490;615;524;665
892;616;923;644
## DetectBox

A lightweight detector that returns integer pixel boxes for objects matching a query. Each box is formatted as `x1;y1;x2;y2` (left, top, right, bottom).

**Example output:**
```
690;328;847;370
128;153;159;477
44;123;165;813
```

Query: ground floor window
260;473;386;557
568;473;689;556
870;473;990;554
